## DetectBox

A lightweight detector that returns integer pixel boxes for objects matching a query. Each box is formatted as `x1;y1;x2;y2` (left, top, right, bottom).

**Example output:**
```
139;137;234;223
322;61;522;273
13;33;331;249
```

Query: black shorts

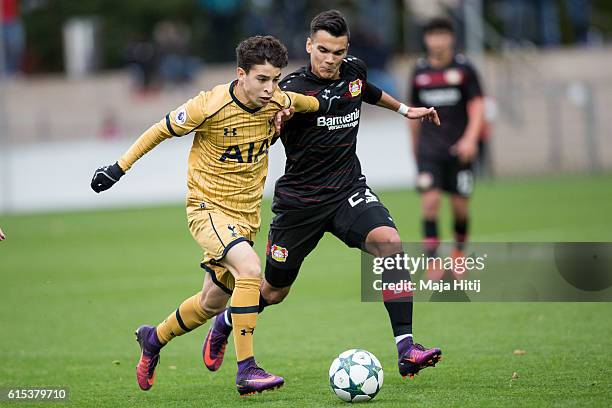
265;185;396;288
416;155;474;197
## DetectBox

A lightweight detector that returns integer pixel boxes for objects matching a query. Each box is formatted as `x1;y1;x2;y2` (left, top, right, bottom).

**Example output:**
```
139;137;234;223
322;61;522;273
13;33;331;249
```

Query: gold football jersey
118;81;319;230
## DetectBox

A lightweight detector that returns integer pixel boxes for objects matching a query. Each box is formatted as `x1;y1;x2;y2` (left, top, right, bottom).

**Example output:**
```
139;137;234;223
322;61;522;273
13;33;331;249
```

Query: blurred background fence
1;0;611;213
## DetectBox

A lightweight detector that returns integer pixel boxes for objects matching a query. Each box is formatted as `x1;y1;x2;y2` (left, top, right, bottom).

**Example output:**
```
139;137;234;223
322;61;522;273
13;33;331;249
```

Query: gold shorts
187;205;256;292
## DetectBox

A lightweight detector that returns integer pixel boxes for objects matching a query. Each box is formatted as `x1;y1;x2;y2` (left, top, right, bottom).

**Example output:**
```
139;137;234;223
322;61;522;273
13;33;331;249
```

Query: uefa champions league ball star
329;349;383;402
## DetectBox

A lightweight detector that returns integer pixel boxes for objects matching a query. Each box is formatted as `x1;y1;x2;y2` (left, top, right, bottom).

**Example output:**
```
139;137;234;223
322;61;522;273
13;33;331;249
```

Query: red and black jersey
273;56;382;210
409;54;483;158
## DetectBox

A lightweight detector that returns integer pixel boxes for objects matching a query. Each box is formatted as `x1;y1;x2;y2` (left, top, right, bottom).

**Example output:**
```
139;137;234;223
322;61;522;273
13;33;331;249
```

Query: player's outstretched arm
90;123;169;193
284;92;320;114
375;91;440;126
90;91;210;194
272;91;326;135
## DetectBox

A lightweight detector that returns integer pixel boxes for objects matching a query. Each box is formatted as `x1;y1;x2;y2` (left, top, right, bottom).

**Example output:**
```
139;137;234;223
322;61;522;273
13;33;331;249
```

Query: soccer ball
329;349;383;403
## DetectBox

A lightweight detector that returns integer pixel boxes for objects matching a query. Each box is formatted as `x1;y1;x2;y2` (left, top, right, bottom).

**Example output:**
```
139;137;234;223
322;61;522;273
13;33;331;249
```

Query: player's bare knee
235;263;262;280
264;287;289;305
422;192;441;217
381;231;403;256
423;199;439;212
199;292;226;316
366;228;402;257
201;299;225;316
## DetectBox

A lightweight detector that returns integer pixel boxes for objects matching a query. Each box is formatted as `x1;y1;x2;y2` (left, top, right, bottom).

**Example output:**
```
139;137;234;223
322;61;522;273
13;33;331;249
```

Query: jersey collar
229;80;262;114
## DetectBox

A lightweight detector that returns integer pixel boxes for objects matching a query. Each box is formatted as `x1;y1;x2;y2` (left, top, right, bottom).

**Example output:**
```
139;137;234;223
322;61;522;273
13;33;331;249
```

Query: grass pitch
1;174;611;407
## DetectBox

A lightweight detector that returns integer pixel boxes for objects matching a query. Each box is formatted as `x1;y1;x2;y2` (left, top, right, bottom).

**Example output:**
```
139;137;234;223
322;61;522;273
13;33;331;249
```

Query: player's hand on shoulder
272;107;295;135
91;162;125;193
406;107;441;126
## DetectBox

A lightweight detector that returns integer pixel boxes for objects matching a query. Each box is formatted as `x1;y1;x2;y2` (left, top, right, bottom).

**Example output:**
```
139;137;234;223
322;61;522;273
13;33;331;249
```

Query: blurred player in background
204;10;443;381
90;35;322;396
408;17;485;277
0;227;5;240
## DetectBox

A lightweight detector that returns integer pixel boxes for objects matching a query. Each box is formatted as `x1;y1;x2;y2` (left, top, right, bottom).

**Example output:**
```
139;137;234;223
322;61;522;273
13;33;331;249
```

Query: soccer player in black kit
203;10;443;381
408;17;484;279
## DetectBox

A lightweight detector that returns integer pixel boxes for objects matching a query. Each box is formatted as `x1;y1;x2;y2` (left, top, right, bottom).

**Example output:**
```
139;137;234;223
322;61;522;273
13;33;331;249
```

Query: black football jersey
409;54;483;158
273;56;382;210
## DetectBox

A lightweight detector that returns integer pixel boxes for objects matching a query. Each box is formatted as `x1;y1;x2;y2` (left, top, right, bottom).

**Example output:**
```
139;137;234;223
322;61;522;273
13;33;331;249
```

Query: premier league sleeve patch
175;106;187;125
349;79;362;97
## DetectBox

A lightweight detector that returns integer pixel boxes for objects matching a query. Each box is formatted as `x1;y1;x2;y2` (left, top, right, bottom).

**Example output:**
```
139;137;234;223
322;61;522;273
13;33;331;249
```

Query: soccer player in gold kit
90;36;321;396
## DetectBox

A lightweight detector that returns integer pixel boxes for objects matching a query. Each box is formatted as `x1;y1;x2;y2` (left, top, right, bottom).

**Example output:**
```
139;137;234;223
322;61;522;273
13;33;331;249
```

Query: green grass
1;174;612;407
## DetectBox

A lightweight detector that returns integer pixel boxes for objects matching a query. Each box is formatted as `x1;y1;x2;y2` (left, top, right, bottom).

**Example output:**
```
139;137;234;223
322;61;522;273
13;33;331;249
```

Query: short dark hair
422;17;455;35
310;9;350;40
236;35;288;73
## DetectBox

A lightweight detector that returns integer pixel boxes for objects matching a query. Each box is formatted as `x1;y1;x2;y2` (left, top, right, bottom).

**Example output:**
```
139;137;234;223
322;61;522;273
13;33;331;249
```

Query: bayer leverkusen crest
270;244;288;262
349;79;362;97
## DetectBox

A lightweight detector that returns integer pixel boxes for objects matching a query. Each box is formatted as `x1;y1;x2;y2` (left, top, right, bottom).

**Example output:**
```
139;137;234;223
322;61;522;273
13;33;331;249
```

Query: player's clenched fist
90;162;125;193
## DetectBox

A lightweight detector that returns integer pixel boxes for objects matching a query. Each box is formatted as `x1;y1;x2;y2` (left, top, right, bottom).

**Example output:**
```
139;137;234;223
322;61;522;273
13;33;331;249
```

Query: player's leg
220;240;284;395
416;159;443;262
135;271;230;391
201;264;235;371
422;189;441;254
450;194;469;253
204;210;328;373
448;160;474;277
367;227;442;379
362;224;412;345
417;161;444;281
332;188;442;379
202;261;263;372
216;228;322;333
261;223;326;305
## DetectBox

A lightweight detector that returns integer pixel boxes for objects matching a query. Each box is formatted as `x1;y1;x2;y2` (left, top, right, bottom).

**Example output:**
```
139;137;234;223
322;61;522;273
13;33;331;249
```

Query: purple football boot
397;338;442;379
135;325;163;391
236;357;284;396
203;310;232;371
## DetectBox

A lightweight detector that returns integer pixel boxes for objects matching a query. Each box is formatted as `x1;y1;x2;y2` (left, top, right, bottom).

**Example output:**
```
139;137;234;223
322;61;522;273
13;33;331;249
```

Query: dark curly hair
236;35;288;73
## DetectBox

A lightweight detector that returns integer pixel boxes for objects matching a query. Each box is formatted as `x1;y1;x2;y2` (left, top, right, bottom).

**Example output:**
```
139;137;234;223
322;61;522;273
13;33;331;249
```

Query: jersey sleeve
118;91;209;171
164;91;210;136
344;55;368;80
463;63;483;101
362;81;383;105
283;91;320;113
